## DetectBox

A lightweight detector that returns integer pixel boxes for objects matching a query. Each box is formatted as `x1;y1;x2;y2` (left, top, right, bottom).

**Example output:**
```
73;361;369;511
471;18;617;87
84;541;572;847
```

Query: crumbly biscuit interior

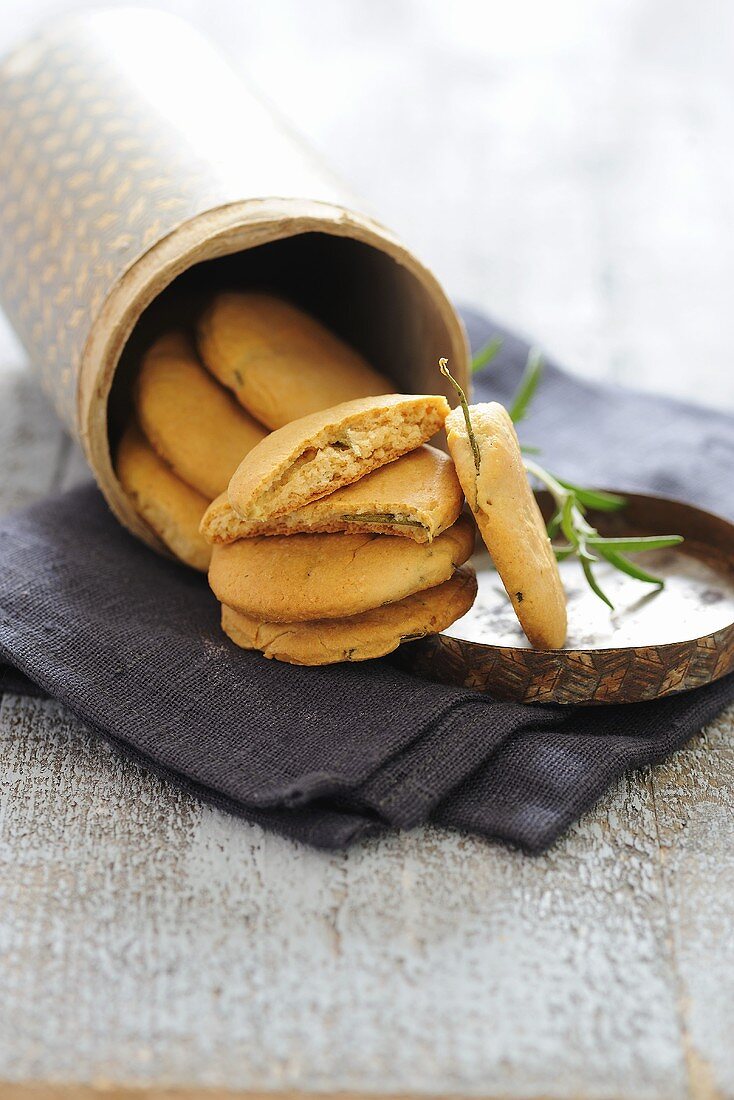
247;404;442;519
205;503;428;543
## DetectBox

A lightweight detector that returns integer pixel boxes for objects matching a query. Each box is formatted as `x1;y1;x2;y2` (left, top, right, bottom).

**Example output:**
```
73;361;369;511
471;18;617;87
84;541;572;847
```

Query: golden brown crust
116;422;211;572
201;445;462;544
197;291;393;429
227;393;451;522
220;566;477;665
446;402;567;649
208;514;475;622
135;331;267;500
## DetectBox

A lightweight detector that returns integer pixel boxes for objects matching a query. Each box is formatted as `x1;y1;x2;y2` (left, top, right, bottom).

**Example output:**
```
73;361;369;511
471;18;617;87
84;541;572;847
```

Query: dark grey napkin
0;308;732;850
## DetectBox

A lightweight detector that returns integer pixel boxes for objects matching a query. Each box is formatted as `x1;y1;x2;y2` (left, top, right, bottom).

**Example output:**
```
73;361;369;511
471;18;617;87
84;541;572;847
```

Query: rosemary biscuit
445;401;567;649
220;565;477;665
201;445;462;544
135;331;267;500
227;393;451;523
116;422;211;572
197;291;393;429
208;514;475;622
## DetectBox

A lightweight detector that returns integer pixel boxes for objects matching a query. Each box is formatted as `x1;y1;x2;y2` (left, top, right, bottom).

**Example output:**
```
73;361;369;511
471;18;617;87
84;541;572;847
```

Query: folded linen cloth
0;308;732;850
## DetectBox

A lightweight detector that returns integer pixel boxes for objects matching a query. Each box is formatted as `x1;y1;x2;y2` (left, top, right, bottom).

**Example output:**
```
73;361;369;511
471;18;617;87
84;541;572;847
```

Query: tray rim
399;490;734;705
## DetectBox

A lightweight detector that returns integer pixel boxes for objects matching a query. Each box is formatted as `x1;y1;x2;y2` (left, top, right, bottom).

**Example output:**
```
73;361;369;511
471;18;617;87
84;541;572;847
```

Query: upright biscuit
446;401;567;649
116;422;211;572
201;445;462;544
220;566;478;665
209;514;475;622
227;393;450;523
197;291;393;429
136;331;267;500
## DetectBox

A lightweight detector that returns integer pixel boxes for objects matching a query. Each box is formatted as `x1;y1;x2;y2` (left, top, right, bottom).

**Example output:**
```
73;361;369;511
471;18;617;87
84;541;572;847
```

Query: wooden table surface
1;2;733;1098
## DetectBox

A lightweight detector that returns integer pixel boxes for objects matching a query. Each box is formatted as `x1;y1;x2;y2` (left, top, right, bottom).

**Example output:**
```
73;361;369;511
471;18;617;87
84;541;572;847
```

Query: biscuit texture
197;291;393;429
135;331;267;500
446;402;567;649
227;393;450;523
209;514;475;622
220;565;477;665
201;445;462;544
116;422;211;572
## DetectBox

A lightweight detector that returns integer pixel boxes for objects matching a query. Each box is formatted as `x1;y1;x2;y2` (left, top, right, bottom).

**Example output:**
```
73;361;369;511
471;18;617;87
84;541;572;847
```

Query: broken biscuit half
227;393;451;524
201;445;462;544
220;566;477;665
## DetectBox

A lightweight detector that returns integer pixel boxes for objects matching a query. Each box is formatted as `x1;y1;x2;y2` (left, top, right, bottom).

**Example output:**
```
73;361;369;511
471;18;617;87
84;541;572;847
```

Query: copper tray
398;493;734;705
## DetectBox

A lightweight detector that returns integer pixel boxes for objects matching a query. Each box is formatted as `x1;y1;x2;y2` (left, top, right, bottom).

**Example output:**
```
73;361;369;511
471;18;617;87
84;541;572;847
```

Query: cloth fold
0;308;732;851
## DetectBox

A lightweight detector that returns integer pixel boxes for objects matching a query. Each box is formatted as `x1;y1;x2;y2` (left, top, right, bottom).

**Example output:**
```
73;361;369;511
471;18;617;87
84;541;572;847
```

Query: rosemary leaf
586;534;683;553
509;348;544;423
556;480;626;512
471;336;503;374
581;557;614;609
596;546;666;587
341;513;424;528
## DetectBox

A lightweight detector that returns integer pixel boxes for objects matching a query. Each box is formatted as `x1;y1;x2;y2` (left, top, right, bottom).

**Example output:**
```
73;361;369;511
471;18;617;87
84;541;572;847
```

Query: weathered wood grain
0;365;66;512
0;693;691;1098
649;711;734;1100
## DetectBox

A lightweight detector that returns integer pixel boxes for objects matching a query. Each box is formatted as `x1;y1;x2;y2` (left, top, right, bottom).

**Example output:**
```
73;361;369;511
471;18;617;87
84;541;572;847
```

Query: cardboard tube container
0;9;469;551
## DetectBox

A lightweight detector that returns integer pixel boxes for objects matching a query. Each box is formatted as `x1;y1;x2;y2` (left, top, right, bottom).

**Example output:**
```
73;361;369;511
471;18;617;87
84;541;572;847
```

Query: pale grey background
1;0;734;409
1;3;733;1098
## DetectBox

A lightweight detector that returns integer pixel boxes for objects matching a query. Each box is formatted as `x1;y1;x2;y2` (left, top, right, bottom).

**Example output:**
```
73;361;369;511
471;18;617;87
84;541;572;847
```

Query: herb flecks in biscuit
201;446;462;544
227;394;451;524
135;331;266;500
116;422;211;572
197;292;393;430
208;515;475;623
220;566;477;665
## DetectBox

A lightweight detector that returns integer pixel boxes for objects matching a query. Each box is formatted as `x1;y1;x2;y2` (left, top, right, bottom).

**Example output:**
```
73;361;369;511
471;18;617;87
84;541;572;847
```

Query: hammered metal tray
398;493;734;705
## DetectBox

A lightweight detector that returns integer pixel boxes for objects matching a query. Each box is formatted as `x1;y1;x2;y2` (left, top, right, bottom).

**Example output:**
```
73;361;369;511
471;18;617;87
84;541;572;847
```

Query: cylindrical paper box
0;9;468;551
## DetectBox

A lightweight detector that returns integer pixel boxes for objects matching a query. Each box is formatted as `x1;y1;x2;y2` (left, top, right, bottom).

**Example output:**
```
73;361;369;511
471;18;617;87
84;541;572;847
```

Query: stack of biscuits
116;291;479;665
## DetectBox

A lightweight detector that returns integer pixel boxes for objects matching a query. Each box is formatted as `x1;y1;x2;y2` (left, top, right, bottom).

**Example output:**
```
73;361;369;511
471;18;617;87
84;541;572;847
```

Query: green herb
440;348;685;609
439;358;481;473
508;347;543;423
341;513;424;528
471;336;503;374
523;457;683;608
555;479;626;512
507;352;684;606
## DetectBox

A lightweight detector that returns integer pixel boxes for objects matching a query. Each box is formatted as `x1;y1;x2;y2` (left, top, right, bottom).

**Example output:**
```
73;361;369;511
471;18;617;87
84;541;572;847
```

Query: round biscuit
116;422;211;572
208;514;475;622
446;402;567;649
136;331;266;500
220;566;477;665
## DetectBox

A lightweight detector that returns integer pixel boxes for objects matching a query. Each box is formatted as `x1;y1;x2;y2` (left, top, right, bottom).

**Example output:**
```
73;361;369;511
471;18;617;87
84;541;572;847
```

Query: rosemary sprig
523;457;682;607
440;357;480;473
440;352;684;608
513;356;683;606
